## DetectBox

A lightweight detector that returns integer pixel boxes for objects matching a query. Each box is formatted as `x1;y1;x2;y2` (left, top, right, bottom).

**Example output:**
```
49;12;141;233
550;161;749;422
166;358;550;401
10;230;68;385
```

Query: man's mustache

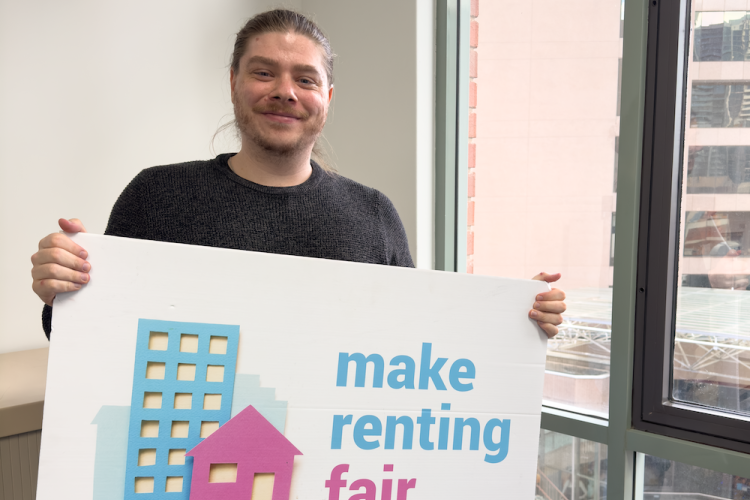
252;104;309;120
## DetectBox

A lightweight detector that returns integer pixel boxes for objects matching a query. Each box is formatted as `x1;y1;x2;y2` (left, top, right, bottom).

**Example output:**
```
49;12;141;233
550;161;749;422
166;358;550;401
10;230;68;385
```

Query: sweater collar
214;153;325;194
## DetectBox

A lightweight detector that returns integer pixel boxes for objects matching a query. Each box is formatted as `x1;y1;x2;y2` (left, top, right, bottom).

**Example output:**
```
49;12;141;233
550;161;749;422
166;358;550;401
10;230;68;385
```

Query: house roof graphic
187;404;302;463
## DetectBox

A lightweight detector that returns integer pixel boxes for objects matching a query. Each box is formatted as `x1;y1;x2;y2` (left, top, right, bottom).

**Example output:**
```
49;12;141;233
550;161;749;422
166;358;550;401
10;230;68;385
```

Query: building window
694;11;750;62
687;146;750;193
683;211;750;258
614;137;619;193
690;83;750;128
610;213;616;267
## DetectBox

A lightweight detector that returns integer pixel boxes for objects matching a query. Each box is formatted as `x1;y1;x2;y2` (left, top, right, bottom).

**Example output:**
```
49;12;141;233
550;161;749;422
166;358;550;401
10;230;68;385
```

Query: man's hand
31;218;90;306
530;272;566;338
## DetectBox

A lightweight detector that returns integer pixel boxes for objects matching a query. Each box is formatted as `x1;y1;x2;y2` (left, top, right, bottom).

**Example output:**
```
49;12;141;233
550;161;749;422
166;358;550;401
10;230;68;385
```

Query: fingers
32;223;90;305
533;299;566;314
30;258;90;306
31;246;90;273
536;288;566;302
538;321;559;339
32;278;85;306
58;218;87;234
38;231;88;259
528;278;566;338
31;261;90;284
531;272;562;283
529;309;563;327
530;303;563;338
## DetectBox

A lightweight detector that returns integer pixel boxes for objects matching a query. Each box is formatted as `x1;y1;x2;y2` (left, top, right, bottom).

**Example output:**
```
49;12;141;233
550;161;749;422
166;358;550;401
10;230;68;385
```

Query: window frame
435;0;468;273
632;0;750;454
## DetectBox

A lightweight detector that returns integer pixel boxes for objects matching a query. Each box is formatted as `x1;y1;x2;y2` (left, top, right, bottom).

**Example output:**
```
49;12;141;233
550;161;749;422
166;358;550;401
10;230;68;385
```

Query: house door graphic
251;473;275;500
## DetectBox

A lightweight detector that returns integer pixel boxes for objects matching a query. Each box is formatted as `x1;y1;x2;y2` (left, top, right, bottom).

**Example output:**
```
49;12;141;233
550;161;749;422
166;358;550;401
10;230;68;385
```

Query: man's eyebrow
246;56;323;79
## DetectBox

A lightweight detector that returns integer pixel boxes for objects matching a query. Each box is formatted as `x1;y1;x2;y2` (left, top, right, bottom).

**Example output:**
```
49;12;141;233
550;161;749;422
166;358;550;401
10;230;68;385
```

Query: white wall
300;0;435;270
0;0;434;353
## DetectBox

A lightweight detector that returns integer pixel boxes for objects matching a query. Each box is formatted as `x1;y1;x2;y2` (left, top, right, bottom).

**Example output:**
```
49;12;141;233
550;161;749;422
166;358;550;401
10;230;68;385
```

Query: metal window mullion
625;429;750;478
609;0;652;498
454;0;469;273
435;0;459;272
435;0;469;273
540;408;609;444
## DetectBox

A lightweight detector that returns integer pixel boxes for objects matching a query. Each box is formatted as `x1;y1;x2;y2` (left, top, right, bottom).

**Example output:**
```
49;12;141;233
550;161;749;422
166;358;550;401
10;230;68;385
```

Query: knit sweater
43;153;414;337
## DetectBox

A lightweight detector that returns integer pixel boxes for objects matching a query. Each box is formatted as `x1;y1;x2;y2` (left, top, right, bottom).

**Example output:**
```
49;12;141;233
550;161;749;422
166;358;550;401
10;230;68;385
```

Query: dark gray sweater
43;153;413;337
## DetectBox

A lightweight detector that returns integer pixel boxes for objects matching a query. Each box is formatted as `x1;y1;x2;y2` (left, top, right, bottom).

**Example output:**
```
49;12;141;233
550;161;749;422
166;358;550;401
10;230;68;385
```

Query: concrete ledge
0;401;44;438
0;347;48;437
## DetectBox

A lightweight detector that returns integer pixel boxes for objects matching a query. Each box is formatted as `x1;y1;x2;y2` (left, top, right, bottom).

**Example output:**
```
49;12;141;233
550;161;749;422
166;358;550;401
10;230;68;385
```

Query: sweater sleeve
42;170;152;340
104;170;152;238
377;192;415;268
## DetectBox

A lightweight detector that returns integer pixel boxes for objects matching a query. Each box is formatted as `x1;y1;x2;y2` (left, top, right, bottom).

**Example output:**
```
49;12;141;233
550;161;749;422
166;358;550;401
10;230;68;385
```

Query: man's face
230;31;333;156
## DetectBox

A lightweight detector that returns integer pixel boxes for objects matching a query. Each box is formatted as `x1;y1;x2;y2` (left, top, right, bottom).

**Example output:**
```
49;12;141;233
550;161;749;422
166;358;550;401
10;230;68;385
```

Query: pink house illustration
186;405;302;500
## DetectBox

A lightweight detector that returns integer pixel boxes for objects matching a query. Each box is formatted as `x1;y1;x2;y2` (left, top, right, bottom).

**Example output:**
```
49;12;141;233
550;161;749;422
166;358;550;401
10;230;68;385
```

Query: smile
262;112;301;123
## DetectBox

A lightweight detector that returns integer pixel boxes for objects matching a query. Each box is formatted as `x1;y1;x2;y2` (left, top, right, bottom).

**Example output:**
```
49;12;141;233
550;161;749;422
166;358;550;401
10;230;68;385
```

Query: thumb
532;271;561;283
58;218;87;234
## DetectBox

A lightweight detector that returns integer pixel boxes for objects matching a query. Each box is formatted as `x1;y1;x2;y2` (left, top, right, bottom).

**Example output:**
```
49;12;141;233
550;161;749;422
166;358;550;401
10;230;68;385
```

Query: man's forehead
242;32;327;72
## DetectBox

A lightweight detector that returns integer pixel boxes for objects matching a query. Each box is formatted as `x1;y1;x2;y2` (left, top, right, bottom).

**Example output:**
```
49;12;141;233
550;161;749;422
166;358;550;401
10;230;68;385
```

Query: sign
38;233;549;499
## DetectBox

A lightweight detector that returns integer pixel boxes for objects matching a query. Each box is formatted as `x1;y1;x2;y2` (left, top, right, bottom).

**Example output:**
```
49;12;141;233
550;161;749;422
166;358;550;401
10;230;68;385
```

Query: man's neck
229;142;313;187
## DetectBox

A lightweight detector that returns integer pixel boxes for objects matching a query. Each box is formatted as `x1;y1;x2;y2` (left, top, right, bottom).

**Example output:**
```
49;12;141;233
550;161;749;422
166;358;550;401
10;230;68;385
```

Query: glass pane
537;430;608;500
642;454;750;499
675;3;750;416
468;0;623;416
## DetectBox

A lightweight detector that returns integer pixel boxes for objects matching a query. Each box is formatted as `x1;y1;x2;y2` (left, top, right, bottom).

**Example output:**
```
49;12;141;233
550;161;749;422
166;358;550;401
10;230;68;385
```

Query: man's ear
328;86;334;103
230;68;236;103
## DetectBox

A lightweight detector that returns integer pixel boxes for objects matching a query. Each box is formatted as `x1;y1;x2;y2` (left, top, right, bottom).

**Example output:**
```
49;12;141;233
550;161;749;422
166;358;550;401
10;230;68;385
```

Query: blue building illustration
123;319;239;498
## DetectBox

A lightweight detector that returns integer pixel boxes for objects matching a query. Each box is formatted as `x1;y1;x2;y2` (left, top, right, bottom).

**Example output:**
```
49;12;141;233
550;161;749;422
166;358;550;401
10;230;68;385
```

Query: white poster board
38;233;549;500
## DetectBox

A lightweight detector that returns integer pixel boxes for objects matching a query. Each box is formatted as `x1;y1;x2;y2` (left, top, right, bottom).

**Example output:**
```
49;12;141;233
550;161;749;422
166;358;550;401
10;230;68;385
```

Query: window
165;476;183;492
690;83;750;127
687;146;750;193
641;455;750;499
537;430;608;500
436;0;750;497
694;11;750;62
634;0;750;454
464;0;621;417
209;336;228;354
137;449;156;467
208;463;238;483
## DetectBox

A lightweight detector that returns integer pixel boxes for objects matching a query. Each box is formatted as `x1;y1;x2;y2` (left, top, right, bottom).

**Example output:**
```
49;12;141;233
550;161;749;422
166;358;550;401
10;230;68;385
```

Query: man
30;9;565;338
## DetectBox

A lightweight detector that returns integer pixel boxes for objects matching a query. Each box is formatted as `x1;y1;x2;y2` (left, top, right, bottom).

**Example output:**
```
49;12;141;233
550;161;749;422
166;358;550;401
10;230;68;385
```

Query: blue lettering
416;408;435;450
385;415;414;450
449;359;475;392
418;343;447;390
483;418;511;463
453;417;480;450
353;415;382;450
387;355;416;389
337;352;384;388
331;414;353;449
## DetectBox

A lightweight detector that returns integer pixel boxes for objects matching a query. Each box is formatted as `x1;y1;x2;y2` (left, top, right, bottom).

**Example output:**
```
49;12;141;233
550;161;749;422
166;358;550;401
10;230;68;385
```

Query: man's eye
300;78;315;85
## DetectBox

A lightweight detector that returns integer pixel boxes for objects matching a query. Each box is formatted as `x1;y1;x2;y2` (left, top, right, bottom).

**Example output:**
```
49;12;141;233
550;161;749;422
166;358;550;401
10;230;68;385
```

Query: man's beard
233;97;325;157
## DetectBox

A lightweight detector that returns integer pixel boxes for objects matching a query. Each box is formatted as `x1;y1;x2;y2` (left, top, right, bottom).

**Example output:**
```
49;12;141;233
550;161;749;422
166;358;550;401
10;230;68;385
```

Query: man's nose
272;75;297;102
